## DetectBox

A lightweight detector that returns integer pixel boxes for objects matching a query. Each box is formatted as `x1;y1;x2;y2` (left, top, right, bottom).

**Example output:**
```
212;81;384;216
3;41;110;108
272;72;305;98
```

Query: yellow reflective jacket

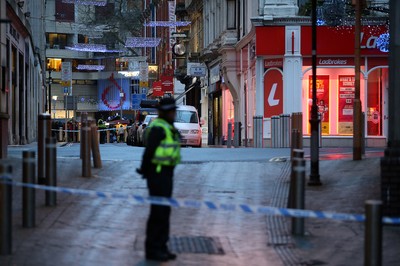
147;118;181;173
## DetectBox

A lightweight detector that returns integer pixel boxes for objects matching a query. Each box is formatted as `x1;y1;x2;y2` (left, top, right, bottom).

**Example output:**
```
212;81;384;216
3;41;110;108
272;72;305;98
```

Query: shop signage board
161;76;174;94
338;75;355;134
132;93;146;110
264;69;283;118
152;81;163;97
309;75;330;134
187;62;206;77
61;62;72;81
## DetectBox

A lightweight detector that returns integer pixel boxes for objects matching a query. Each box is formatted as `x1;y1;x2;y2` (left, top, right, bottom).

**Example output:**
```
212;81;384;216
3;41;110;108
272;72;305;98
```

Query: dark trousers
145;167;174;254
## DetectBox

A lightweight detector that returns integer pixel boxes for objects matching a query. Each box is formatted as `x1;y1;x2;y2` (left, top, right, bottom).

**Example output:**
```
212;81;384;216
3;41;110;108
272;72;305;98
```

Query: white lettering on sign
319;59;347;65
360;32;378;49
264;60;283;68
268;83;279;107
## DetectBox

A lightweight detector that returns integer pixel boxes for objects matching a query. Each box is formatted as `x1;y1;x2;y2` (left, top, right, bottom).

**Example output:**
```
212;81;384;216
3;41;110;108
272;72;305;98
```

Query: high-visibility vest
148;118;181;173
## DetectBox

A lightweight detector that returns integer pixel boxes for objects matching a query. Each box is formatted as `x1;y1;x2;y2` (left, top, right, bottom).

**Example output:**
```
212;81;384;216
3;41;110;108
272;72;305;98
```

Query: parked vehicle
174;105;202;147
137;114;158;146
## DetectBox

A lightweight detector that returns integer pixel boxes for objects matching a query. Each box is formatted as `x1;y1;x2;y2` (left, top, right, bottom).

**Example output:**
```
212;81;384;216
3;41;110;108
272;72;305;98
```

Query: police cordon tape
2;179;400;225
51;126;133;133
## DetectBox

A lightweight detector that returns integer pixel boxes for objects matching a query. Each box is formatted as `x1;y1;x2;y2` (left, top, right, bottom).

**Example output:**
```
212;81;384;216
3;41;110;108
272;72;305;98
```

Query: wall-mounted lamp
17;1;24;8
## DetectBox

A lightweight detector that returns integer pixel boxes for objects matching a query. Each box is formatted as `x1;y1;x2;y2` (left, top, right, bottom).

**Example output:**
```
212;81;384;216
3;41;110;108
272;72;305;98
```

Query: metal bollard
90;123;102;169
82;125;91;177
291;129;300;160
45;138;57;206
23;151;36;228
38;113;51;185
364;200;382;266
288;149;304;209
106;130;110;143
0;162;12;255
58;127;63;142
291;158;306;236
227;122;232;148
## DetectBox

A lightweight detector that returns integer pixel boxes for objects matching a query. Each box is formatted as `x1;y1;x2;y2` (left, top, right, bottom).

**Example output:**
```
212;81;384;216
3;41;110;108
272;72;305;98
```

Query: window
176;110;199;124
47;33;67;49
55;1;75;22
227;0;236;29
47;58;62;72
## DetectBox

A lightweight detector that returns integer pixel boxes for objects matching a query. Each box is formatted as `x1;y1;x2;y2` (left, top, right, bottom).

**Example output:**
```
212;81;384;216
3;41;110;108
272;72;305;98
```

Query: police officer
137;97;181;262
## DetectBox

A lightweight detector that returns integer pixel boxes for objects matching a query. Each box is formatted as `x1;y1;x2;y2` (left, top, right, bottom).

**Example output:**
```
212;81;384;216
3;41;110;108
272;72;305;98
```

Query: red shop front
301;25;388;146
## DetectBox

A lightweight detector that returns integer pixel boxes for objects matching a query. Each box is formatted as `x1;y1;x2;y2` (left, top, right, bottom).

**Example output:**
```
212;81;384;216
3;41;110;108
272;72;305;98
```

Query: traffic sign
139;81;149;88
60;80;71;87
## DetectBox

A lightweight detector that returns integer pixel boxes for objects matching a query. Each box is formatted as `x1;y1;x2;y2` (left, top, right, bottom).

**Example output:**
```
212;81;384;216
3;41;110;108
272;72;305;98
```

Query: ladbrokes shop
255;23;389;147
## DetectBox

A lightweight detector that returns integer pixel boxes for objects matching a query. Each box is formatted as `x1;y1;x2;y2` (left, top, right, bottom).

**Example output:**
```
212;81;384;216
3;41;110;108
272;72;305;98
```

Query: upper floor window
227;0;236;29
55;1;75;22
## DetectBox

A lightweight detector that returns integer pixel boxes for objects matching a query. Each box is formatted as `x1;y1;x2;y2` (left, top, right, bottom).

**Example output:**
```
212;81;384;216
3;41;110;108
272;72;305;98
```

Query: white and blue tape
3;180;400;225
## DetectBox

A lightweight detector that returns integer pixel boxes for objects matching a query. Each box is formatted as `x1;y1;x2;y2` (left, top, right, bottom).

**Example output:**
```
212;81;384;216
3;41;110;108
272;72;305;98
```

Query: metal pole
45;138;57;206
292;158;305;236
0;162;12;255
309;0;321;186
38;113;51;185
23;151;35;228
364;200;382;266
82;124;91;177
48;69;52;114
227;122;232;148
353;0;363;160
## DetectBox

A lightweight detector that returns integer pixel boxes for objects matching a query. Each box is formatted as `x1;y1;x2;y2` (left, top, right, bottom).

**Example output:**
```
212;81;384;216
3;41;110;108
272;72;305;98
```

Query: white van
174;105;202;147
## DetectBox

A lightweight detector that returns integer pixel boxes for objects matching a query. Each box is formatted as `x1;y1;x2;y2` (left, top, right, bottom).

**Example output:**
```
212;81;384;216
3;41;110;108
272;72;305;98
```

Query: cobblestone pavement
1;144;399;265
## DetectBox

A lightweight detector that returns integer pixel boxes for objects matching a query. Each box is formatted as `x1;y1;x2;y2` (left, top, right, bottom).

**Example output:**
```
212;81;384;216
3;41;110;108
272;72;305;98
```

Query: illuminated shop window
47;58;62;71
367;68;387;136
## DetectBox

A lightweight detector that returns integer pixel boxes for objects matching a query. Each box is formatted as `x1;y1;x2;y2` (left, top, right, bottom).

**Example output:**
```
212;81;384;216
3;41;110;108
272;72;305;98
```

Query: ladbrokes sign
301;25;389;56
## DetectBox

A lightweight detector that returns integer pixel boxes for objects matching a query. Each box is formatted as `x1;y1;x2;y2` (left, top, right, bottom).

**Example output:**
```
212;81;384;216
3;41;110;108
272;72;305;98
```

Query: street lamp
48;69;52;114
120;62;123;120
120;92;124;119
309;0;322;186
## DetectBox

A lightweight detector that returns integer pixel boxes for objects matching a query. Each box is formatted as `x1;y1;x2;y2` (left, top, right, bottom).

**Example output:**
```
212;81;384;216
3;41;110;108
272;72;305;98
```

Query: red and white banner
264;69;283;118
309;75;330;134
161;76;174;94
338;75;355;134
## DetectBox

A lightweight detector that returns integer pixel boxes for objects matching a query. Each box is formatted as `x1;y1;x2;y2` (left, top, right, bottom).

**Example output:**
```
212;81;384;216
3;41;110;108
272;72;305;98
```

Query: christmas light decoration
62;0;107;6
317;19;326;26
65;44;124;53
144;21;191;27
76;64;105;71
376;33;390;52
125;37;161;48
118;71;140;77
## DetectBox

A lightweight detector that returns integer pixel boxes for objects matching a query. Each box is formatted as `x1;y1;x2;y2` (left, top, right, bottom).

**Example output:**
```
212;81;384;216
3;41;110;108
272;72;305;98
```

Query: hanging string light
76;65;105;71
144;21;191;27
125;37;161;48
65;44;124;53
62;0;107;6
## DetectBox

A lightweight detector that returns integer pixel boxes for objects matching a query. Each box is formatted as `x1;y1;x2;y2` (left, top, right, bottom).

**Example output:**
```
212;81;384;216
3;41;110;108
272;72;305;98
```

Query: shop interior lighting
62;0;107;6
76;64;105;71
144;21;191;27
125;37;161;48
66;44;124;53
